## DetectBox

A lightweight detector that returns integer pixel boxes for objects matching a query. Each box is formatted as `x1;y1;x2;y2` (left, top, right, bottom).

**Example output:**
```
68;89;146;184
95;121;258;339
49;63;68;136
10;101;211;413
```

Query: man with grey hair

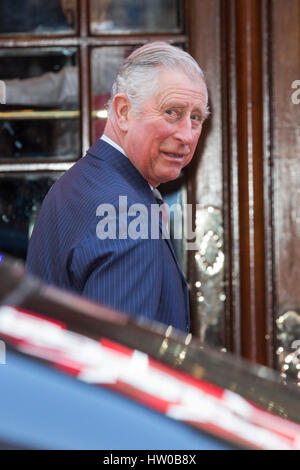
26;41;209;332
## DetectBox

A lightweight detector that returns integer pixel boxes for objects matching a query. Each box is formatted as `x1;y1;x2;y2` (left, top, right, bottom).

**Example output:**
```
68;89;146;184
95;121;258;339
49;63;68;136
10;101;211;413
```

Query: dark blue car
0;255;300;451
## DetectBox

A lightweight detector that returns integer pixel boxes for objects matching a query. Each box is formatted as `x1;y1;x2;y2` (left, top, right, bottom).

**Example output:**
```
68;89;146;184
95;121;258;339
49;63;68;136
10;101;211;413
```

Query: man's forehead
154;68;207;103
156;86;207;109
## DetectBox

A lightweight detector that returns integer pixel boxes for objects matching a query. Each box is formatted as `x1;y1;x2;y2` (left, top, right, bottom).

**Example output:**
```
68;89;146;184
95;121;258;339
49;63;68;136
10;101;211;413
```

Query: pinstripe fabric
26;140;190;332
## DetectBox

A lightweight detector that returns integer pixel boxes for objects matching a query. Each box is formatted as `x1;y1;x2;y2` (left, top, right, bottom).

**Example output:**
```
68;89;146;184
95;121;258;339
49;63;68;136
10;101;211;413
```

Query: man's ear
112;94;131;132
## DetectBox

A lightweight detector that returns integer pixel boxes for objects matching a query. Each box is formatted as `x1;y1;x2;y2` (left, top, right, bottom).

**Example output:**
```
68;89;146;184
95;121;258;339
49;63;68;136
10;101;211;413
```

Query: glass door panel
90;0;182;34
0;48;80;161
0;0;77;35
0;172;62;260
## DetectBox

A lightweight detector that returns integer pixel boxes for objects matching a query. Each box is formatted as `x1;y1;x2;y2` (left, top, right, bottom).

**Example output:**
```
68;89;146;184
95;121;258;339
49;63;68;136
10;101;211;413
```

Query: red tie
152;188;169;231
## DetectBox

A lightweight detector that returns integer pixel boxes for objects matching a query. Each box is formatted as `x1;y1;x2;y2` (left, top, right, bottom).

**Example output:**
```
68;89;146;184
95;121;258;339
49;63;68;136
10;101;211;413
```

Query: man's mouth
163;152;187;159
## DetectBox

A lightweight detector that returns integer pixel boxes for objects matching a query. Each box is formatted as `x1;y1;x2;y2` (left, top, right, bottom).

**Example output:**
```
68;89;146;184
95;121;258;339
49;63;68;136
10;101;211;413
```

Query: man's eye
165;109;181;122
191;114;203;127
165;109;176;116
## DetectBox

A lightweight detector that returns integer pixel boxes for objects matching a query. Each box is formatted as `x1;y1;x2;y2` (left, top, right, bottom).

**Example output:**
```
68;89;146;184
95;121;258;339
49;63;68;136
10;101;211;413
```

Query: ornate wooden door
186;0;300;382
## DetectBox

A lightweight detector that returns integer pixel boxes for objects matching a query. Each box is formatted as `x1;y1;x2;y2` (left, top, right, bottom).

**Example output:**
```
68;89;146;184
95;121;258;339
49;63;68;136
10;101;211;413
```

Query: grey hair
107;41;209;118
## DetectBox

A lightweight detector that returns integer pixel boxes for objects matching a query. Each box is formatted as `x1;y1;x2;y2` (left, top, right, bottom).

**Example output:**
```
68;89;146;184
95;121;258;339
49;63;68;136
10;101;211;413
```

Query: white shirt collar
100;134;127;158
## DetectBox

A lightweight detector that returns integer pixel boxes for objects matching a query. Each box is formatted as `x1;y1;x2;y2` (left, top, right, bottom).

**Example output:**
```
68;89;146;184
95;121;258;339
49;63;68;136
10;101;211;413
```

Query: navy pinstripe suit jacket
26;139;190;332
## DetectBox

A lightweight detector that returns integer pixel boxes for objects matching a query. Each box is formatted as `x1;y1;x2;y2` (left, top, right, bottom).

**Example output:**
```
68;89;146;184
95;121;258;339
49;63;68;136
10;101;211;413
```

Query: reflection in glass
0;48;80;160
91;47;129;140
0;0;77;35
90;0;182;34
161;178;187;275
0;173;62;260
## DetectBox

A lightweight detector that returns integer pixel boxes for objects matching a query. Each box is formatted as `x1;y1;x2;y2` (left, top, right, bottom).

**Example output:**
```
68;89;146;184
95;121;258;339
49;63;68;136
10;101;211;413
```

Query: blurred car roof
1;254;300;450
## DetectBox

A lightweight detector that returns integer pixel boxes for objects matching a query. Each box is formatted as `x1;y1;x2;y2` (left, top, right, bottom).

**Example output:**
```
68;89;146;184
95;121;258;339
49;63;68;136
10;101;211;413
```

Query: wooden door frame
187;0;276;367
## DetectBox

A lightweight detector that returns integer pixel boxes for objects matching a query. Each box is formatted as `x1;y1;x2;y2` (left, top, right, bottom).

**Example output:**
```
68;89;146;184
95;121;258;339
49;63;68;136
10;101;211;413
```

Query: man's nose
174;116;193;144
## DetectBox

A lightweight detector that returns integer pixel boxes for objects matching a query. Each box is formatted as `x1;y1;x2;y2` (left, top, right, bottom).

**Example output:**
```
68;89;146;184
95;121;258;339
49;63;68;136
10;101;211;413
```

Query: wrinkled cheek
189;142;200;160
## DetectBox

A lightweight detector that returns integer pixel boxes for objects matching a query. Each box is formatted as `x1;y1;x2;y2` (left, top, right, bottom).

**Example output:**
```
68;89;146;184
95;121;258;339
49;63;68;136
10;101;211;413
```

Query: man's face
123;67;207;187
